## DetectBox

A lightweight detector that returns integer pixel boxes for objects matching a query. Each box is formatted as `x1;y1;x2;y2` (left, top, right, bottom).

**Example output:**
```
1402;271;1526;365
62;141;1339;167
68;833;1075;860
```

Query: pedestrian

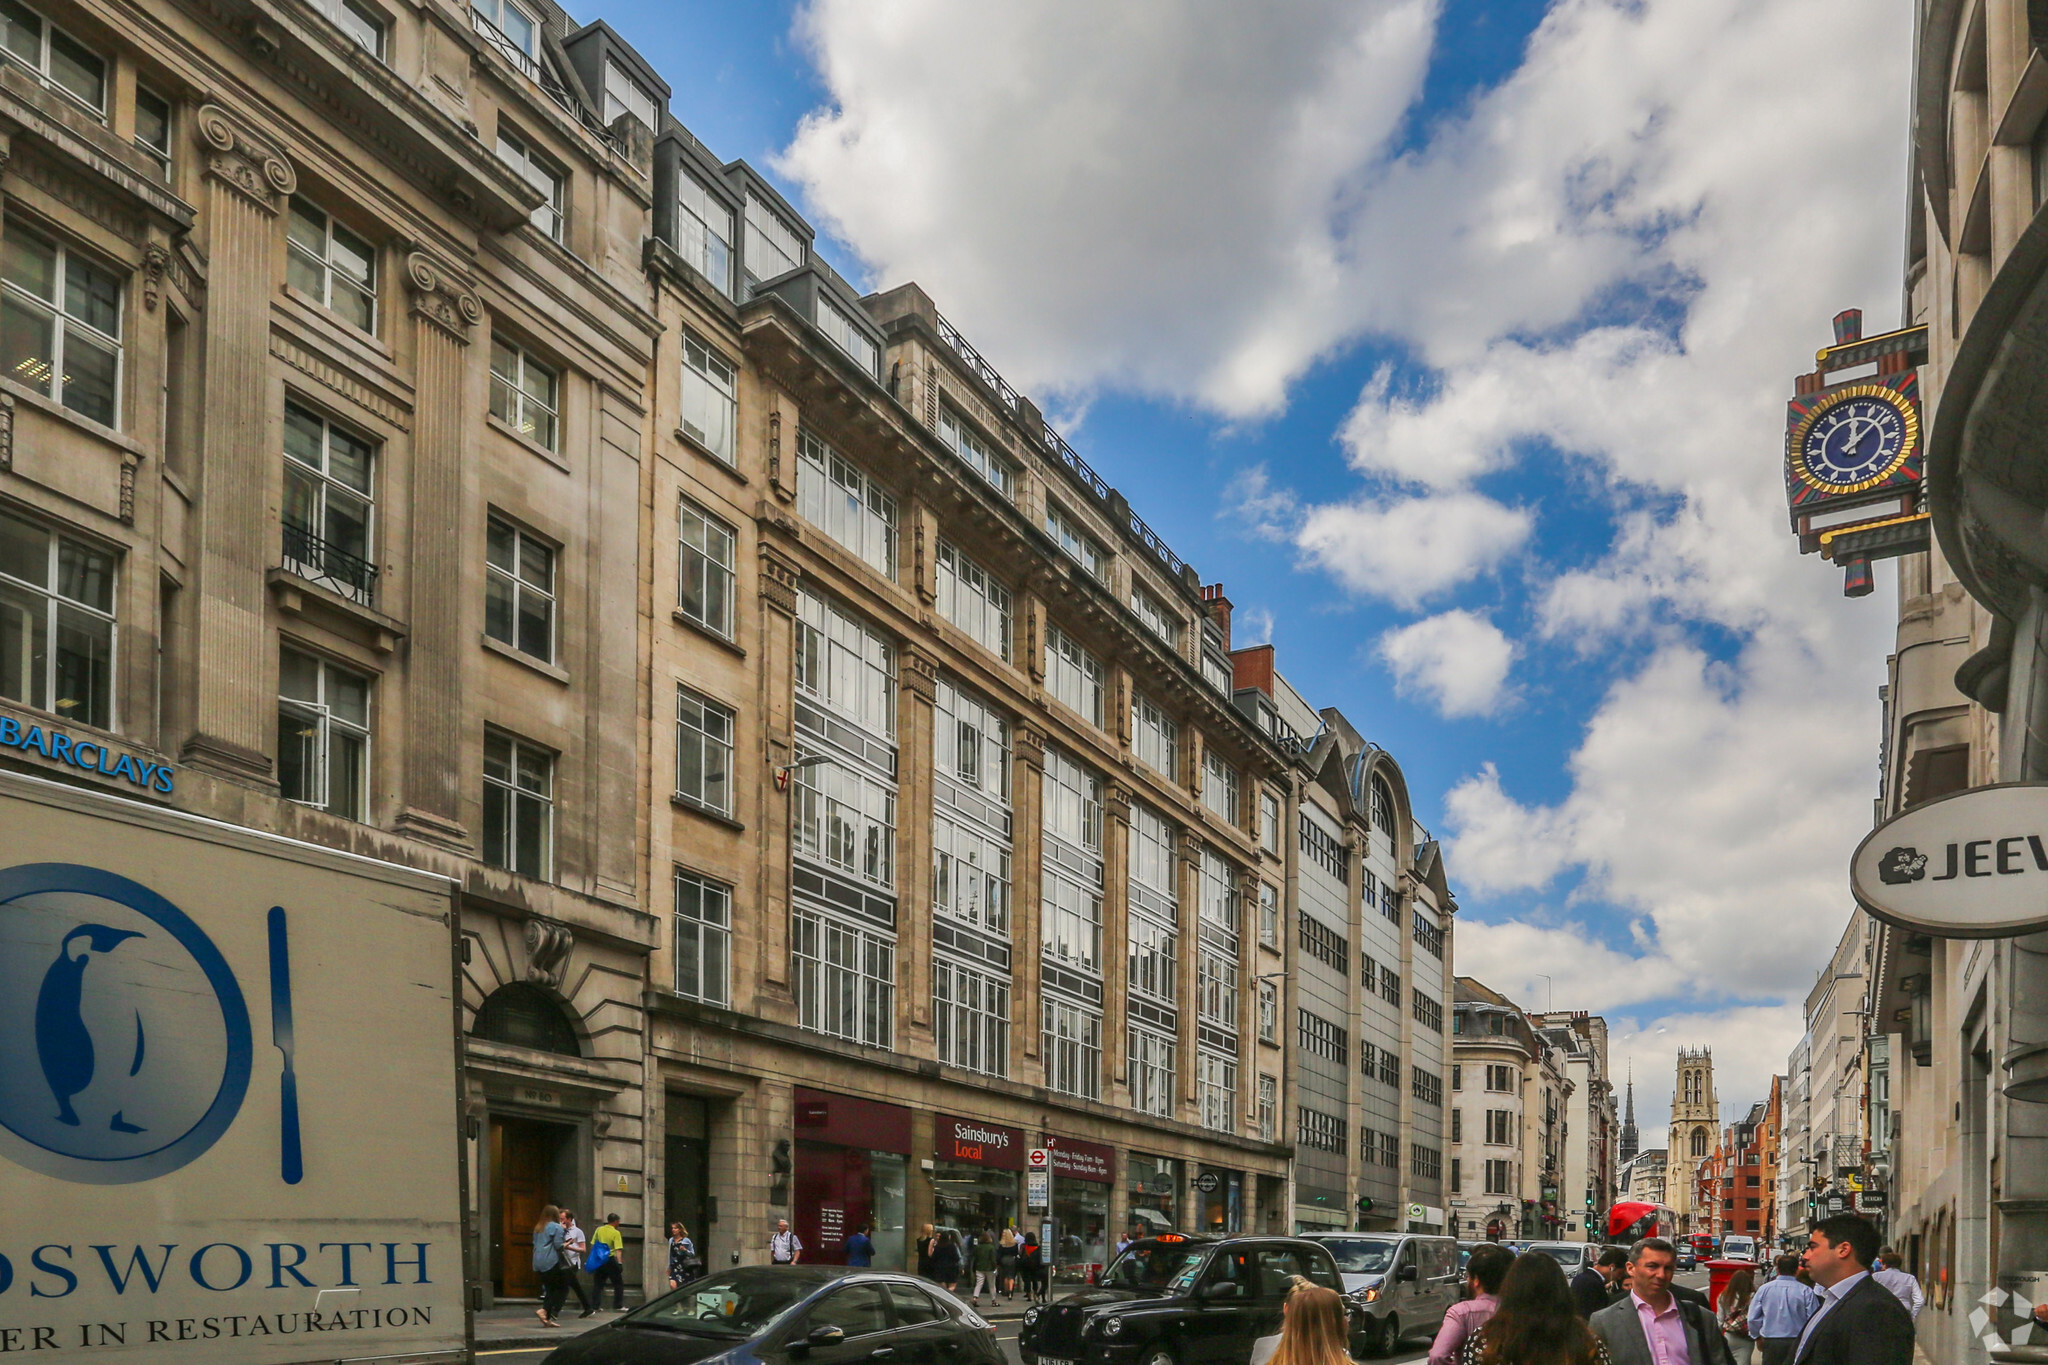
560;1210;598;1318
847;1222;875;1268
1461;1252;1609;1364
1019;1231;1044;1303
1572;1248;1628;1319
769;1217;804;1266
1429;1241;1512;1364
1588;1237;1733;1365
532;1204;570;1328
667;1222;701;1290
916;1224;937;1281
588;1213;627;1311
1266;1280;1352;1365
1870;1247;1925;1320
931;1229;963;1290
972;1224;999;1305
999;1224;1020;1298
1789;1215;1914;1365
1744;1255;1814;1365
1716;1268;1756;1365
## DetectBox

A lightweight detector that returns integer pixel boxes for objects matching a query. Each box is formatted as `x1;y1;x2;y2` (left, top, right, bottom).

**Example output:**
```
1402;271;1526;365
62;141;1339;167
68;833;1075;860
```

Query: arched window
1691;1126;1709;1158
1370;774;1396;838
471;982;581;1056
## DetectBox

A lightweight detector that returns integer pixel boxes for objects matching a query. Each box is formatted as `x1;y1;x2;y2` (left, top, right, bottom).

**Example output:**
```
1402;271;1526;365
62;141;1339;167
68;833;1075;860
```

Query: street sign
1850;783;2048;937
1028;1169;1049;1211
1028;1147;1049;1170
1827;1196;1846;1214
1195;1171;1221;1194
1407;1203;1426;1221
1860;1191;1887;1209
1841;1173;1864;1192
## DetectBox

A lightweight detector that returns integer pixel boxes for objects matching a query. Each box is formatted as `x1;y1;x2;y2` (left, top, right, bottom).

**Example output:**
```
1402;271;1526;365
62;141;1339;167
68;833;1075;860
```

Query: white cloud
1454;918;1658;1010
1378;611;1516;717
1297;492;1532;608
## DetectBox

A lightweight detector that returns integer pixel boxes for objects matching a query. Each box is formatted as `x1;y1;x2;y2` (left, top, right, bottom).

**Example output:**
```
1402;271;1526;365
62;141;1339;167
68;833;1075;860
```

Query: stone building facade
1531;1010;1618;1241
1668;1047;1717;1234
1451;977;1570;1240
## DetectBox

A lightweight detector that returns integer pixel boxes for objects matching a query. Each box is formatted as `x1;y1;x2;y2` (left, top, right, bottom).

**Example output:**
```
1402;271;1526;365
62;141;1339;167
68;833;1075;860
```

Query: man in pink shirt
1428;1243;1514;1365
1590;1238;1735;1365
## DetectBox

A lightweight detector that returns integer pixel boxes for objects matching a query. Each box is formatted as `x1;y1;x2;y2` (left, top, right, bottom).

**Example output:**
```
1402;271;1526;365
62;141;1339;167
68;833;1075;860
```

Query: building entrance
490;1115;578;1298
666;1096;714;1274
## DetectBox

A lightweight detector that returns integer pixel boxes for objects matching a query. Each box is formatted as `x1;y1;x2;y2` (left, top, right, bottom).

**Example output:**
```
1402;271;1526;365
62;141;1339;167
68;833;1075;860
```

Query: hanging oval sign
1850;782;2048;937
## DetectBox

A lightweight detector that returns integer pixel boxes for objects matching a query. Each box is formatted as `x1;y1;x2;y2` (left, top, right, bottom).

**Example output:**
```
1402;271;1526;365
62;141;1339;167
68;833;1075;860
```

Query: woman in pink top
1430;1244;1514;1365
1459;1252;1610;1365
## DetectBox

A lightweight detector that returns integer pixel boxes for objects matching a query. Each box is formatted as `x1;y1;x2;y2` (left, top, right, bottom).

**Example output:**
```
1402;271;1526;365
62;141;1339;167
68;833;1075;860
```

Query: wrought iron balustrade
282;523;378;607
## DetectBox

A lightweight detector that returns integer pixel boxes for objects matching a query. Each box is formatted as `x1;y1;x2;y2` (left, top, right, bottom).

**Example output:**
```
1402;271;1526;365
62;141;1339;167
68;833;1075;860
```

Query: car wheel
1376;1316;1400;1355
1140;1343;1176;1365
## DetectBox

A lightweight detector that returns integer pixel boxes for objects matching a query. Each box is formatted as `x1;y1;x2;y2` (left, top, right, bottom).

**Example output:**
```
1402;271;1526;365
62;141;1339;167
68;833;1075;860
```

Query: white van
1307;1233;1460;1357
1525;1241;1595;1275
1722;1234;1760;1261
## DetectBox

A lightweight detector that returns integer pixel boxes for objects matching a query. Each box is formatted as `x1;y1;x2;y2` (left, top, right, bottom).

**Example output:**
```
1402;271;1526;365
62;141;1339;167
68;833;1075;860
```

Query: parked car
1307;1233;1462;1357
540;1266;1003;1365
1019;1235;1356;1365
1675;1246;1697;1270
1524;1242;1594;1275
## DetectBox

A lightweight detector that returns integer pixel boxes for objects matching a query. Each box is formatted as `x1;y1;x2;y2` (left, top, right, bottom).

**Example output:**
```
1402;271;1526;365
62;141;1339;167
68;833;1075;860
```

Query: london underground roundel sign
1850;783;2048;937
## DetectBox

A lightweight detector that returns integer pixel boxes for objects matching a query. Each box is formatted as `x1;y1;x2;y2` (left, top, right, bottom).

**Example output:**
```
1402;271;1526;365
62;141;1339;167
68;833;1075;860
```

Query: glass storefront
1197;1166;1242;1234
1127;1153;1182;1238
792;1088;912;1268
1046;1135;1114;1282
933;1115;1028;1244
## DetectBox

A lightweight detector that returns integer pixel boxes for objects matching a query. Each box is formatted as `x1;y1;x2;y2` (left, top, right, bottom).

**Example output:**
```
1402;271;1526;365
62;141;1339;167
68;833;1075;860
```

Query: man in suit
1572;1246;1628;1318
1793;1215;1915;1365
1590;1237;1735;1365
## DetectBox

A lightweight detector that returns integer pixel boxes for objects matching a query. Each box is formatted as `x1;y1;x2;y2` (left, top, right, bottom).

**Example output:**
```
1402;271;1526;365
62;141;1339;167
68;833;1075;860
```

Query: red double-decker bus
1607;1201;1677;1243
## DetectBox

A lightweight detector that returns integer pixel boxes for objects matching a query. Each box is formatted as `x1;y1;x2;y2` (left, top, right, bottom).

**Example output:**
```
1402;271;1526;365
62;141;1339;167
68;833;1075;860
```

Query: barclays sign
0;715;175;794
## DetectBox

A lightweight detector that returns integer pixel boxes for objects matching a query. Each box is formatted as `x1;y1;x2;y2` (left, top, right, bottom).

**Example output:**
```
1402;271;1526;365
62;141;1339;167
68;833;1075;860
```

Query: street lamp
774;752;831;791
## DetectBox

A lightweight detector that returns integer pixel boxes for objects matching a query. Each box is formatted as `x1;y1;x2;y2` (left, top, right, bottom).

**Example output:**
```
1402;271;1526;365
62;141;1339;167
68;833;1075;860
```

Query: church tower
1619;1063;1639;1164
1668;1048;1717;1231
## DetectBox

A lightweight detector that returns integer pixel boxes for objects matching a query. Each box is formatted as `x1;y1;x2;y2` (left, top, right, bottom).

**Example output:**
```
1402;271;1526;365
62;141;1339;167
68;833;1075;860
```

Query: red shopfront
933;1115;1027;1238
794;1088;912;1268
1045;1135;1114;1280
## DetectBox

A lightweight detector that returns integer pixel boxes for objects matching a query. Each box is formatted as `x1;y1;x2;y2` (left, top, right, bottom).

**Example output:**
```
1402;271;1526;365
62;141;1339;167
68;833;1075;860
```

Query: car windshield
623;1270;820;1337
1316;1239;1399;1274
1532;1246;1583;1268
1101;1243;1210;1290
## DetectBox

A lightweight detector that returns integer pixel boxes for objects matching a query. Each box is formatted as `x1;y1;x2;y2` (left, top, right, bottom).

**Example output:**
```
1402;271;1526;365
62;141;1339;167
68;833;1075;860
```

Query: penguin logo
0;864;250;1184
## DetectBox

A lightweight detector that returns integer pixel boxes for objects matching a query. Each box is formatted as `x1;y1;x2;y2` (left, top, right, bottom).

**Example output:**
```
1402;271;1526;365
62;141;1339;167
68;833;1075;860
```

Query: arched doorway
474;984;583;1299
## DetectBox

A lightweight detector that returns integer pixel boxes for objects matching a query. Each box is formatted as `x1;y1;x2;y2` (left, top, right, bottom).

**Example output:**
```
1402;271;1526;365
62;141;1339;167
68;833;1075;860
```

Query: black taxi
1018;1235;1357;1365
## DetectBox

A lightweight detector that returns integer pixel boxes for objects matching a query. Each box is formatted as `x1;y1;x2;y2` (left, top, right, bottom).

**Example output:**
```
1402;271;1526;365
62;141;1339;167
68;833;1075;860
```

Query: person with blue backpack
589;1212;627;1309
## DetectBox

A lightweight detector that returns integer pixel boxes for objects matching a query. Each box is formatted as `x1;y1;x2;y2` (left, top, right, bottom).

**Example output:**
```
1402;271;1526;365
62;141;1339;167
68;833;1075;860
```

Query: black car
1019;1235;1357;1365
541;1265;1004;1365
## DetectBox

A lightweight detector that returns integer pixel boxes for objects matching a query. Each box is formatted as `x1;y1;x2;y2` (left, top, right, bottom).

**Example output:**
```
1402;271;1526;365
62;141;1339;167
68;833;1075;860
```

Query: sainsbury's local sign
1851;783;2048;937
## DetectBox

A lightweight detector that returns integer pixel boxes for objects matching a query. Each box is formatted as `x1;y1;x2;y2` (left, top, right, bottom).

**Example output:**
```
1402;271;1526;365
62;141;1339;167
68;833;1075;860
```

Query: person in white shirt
1870;1247;1925;1320
769;1218;804;1265
560;1210;597;1318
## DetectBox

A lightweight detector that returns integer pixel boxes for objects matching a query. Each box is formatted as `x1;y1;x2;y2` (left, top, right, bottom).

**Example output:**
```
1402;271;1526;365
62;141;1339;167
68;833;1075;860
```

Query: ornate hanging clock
1786;380;1920;497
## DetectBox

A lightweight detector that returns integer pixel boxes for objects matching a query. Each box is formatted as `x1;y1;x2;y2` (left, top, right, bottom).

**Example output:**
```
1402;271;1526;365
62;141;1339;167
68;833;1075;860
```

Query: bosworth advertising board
0;771;467;1360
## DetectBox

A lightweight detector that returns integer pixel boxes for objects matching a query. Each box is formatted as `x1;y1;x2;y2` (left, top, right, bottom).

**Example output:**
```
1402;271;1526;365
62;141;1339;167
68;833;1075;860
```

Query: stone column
1102;782;1133;1106
1011;725;1045;1085
395;251;480;847
898;645;939;1048
755;533;801;1010
182;105;296;781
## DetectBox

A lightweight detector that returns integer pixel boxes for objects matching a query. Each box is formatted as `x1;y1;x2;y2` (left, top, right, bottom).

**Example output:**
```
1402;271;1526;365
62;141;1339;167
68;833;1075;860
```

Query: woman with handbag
667;1222;702;1290
532;1204;570;1328
1718;1268;1758;1365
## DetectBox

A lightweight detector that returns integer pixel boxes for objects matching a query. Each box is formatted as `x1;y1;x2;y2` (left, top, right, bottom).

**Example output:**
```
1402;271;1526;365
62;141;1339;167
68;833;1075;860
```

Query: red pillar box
1703;1260;1757;1312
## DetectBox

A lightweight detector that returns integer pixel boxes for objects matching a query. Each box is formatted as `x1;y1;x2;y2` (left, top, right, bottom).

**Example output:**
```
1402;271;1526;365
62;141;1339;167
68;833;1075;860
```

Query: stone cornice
404;249;482;344
196;102;297;215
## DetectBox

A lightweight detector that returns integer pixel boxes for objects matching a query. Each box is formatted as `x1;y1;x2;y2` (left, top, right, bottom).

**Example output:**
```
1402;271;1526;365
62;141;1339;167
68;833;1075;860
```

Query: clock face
1794;389;1915;492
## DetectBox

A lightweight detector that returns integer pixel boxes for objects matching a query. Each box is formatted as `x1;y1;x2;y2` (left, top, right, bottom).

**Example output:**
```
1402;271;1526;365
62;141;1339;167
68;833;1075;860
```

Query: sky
592;0;1916;1136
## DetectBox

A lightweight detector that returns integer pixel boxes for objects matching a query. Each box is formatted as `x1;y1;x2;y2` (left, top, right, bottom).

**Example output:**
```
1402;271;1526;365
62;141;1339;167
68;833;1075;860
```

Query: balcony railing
468;8;620;153
934;313;1021;413
283;523;378;607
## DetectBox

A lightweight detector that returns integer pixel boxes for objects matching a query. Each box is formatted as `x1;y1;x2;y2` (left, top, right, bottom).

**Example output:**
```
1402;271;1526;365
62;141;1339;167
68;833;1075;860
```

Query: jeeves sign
1851;783;2048;936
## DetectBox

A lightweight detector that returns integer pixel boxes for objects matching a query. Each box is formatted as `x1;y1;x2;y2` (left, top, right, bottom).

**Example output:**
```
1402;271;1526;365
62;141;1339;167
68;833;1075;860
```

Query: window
1259;791;1280;854
1258;882;1278;948
1414;910;1444;958
1132;692;1177;778
1377;1045;1400;1088
1257;1075;1277;1144
1198;845;1240;939
1370;773;1397;837
482;730;552;878
1299;813;1346;882
135;87;172;180
743;193;803;290
1452;1064;1462;1090
1298;1107;1346;1154
1198;949;1237;1032
797;432;896;578
934;955;1009;1078
471;0;539;60
277;647;370;819
1450;1158;1461;1194
1042;996;1101;1100
676;172;735;297
675;687;734;815
1379;963;1401;1008
496;127;563;241
678;498;735;638
1377;1130;1401;1168
1451;1109;1462;1142
1044;623;1103;725
1045;502;1104;578
793;758;895;891
1202;749;1239;825
602;57;656;127
1;223;121;425
1486;1064;1514;1092
673;871;731;1006
1297;1009;1347;1064
0;509;113;729
680;331;737;464
1043;744;1103;855
489;337;559;450
938;405;1013;497
286;198;375;332
934;679;1011;935
1298;911;1347;973
1412;1067;1443;1107
936;541;1010;660
484;517;555;662
796;589;895;739
794;905;893;1049
1196;1049;1236;1132
282;402;376;606
1042;746;1104;975
1414;989;1443;1033
1484;1159;1512;1195
1257;980;1276;1042
1360;950;1377;990
1127;905;1176;1006
1128;1024;1175;1118
1411;1143;1441;1182
1130;583;1179;648
1201;652;1231;695
818;296;878;374
0;1;104;112
1485;1110;1513;1145
321;0;385;56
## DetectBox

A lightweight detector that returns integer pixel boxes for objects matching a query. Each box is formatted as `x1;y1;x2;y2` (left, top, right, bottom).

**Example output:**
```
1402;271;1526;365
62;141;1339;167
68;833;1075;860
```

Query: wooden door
495;1118;556;1298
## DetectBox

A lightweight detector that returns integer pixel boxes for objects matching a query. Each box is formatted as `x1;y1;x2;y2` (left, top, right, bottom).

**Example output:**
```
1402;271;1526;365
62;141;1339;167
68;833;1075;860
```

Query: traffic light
1585;1189;1595;1210
1356;1196;1374;1214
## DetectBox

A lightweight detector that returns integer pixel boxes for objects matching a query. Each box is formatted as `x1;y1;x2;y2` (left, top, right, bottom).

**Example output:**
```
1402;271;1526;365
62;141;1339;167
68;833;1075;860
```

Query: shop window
471;981;578;1055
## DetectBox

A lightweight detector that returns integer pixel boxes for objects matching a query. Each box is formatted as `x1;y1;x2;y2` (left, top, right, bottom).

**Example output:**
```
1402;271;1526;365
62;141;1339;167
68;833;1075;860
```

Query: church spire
1619;1060;1640;1164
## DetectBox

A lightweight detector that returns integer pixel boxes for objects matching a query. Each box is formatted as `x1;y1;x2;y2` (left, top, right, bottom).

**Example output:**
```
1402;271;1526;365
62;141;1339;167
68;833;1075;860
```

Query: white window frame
1045;501;1104;579
676;171;735;297
677;496;736;638
1127;903;1177;1004
673;870;731;1007
489;336;559;451
1;222;122;427
1257;1075;1277;1143
277;646;371;820
936;540;1011;660
0;508;116;730
1128;1023;1175;1118
1259;790;1280;854
675;685;734;816
1197;1048;1237;1133
1257;980;1276;1043
286;198;376;333
322;0;386;57
1130;582;1180;648
933;677;1012;936
1042;996;1102;1101
1198;845;1240;938
743;192;803;289
1132;692;1177;779
1042;745;1103;855
281;401;376;607
482;729;553;880
796;431;897;579
793;904;894;1050
470;0;539;61
680;330;737;464
602;56;657;127
496;126;563;242
134;86;172;180
795;588;896;740
934;954;1010;1078
818;295;878;375
793;758;895;892
1258;881;1278;948
484;516;555;663
1202;749;1239;825
1198;949;1237;1033
0;0;105;115
1045;622;1103;726
937;405;1014;498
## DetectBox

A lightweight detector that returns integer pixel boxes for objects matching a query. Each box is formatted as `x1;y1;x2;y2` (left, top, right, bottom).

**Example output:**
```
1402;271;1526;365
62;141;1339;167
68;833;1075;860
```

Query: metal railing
282;523;378;607
468;8;620;153
934;313;1021;413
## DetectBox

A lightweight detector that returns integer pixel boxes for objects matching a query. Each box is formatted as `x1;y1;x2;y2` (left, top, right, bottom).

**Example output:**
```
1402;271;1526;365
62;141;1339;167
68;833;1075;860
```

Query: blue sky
589;0;1916;1127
